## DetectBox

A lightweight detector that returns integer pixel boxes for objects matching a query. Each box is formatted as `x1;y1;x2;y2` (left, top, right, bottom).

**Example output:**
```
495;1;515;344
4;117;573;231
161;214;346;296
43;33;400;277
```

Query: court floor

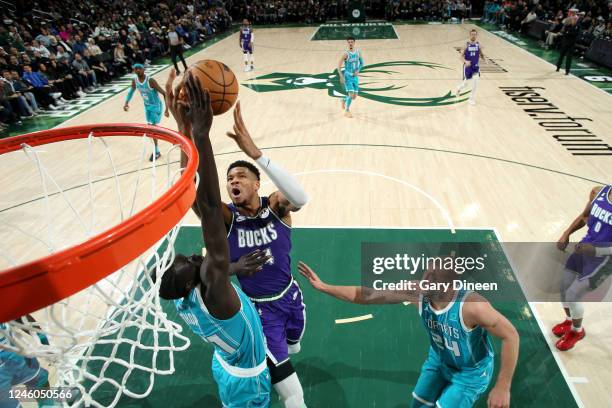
2;22;611;407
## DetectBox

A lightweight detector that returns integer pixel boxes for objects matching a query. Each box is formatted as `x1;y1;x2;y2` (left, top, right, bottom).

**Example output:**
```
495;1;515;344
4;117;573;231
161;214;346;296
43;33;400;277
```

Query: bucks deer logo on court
243;61;470;106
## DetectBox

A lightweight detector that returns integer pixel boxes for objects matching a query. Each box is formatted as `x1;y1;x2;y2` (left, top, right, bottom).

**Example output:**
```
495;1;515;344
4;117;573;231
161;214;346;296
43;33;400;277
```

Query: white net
0;130;192;407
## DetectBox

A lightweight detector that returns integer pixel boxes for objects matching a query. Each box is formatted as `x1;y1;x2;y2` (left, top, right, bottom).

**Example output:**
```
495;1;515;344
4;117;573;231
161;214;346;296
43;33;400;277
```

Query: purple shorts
242;42;253;53
463;64;479;80
566;252;611;284
251;280;306;365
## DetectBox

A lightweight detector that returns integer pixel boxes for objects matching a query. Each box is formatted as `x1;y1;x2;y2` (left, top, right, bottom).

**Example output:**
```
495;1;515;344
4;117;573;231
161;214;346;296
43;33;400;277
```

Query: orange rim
0;124;197;323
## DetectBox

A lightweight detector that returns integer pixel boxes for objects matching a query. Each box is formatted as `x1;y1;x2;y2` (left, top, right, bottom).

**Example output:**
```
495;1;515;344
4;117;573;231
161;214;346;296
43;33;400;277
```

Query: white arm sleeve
256;155;308;209
595;246;612;256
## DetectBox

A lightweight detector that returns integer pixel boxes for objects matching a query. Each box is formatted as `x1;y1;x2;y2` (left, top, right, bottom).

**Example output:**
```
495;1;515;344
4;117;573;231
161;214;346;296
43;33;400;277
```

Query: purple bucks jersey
240;27;253;52
228;197;292;297
464;41;480;68
582;185;612;244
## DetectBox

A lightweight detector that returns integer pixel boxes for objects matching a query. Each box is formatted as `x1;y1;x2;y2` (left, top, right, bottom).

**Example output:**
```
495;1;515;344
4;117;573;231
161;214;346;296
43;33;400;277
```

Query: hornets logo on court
243;61;470;106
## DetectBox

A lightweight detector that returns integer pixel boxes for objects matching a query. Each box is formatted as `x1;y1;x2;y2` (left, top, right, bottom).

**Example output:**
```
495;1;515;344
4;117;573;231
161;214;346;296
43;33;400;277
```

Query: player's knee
351;94;357;100
273;372;305;408
268;357;295;384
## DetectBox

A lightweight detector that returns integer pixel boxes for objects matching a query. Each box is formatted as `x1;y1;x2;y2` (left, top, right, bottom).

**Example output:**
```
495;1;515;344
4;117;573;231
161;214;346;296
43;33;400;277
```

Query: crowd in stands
2;0;612;130
386;0;473;22
0;1;232;130
483;0;612;50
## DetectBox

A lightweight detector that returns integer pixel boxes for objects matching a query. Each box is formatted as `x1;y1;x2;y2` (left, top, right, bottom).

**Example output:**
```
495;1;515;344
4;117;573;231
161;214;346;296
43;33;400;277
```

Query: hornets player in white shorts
123;63;169;161
157;73;271;407
337;36;363;118
298;252;519;408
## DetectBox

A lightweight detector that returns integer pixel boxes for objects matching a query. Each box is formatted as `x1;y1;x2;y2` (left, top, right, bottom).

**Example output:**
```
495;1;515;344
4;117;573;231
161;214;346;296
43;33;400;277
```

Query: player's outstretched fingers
298;261;313;279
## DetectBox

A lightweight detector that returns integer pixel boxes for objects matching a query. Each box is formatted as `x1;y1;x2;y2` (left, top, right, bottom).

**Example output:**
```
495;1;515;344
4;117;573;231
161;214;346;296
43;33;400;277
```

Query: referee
556;12;580;75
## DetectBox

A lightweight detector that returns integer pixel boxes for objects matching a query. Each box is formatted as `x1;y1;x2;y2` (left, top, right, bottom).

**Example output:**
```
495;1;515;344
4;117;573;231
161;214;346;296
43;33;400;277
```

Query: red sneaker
556;328;586;351
552;319;572;337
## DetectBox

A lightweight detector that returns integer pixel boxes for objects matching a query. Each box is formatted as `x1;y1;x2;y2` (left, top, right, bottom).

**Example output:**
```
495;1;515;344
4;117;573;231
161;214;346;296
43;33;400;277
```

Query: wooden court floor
2;23;611;407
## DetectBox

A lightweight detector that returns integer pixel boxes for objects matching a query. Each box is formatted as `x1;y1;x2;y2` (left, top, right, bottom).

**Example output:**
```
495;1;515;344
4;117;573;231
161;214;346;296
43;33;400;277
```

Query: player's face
470;31;477;42
226;167;260;206
134;67;145;76
347;39;355;50
243;19;249;26
422;261;456;298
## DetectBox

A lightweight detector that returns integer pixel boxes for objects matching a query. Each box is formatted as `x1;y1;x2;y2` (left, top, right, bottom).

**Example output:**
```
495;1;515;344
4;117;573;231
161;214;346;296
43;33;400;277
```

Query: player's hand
182;72;213;135
487;385;510;408
165;68;190;136
298;261;326;291
164;108;169;118
465;60;472;67
556;233;570;251
226;101;262;160
123;104;129;112
231;249;271;277
574;243;596;257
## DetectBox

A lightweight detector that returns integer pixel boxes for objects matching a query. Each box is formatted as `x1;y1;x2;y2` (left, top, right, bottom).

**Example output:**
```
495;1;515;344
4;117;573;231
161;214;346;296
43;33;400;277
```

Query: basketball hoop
0;124;197;407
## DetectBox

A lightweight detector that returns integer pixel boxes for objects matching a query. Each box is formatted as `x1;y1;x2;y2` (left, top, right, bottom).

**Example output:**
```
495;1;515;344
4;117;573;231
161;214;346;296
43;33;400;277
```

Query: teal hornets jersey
174;282;267;370
135;75;162;110
419;290;494;370
344;50;363;77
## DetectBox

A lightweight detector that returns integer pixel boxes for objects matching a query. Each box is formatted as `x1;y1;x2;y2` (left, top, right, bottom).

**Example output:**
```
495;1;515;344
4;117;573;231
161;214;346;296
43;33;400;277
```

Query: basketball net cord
0;133;192;407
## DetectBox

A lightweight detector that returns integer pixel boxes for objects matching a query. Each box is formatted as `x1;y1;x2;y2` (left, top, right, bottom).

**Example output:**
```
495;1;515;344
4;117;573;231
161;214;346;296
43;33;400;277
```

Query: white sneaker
47;104;58;110
243;66;249;72
469;99;476;105
51;92;62;99
78;91;86;97
60;97;68;103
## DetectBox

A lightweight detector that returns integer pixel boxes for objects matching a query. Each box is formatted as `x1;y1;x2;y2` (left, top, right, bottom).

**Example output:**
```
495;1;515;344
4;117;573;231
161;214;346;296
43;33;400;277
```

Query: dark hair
227;160;260;180
470;29;477;33
347;36;355;41
155;254;203;300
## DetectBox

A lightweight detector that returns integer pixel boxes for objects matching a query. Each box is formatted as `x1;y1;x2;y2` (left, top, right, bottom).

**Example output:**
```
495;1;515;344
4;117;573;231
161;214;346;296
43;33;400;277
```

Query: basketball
179;60;238;115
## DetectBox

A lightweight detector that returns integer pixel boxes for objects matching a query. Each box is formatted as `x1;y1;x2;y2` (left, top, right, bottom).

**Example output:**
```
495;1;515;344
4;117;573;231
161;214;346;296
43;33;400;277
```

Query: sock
345;96;352;111
572;324;582;332
250;54;254;66
244;53;248;65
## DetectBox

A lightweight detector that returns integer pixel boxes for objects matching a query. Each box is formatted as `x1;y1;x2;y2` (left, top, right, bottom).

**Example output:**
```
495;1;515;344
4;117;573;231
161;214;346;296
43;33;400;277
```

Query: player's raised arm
298;261;420;305
182;73;240;318
463;295;518;408
226;102;309;217
557;185;603;251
